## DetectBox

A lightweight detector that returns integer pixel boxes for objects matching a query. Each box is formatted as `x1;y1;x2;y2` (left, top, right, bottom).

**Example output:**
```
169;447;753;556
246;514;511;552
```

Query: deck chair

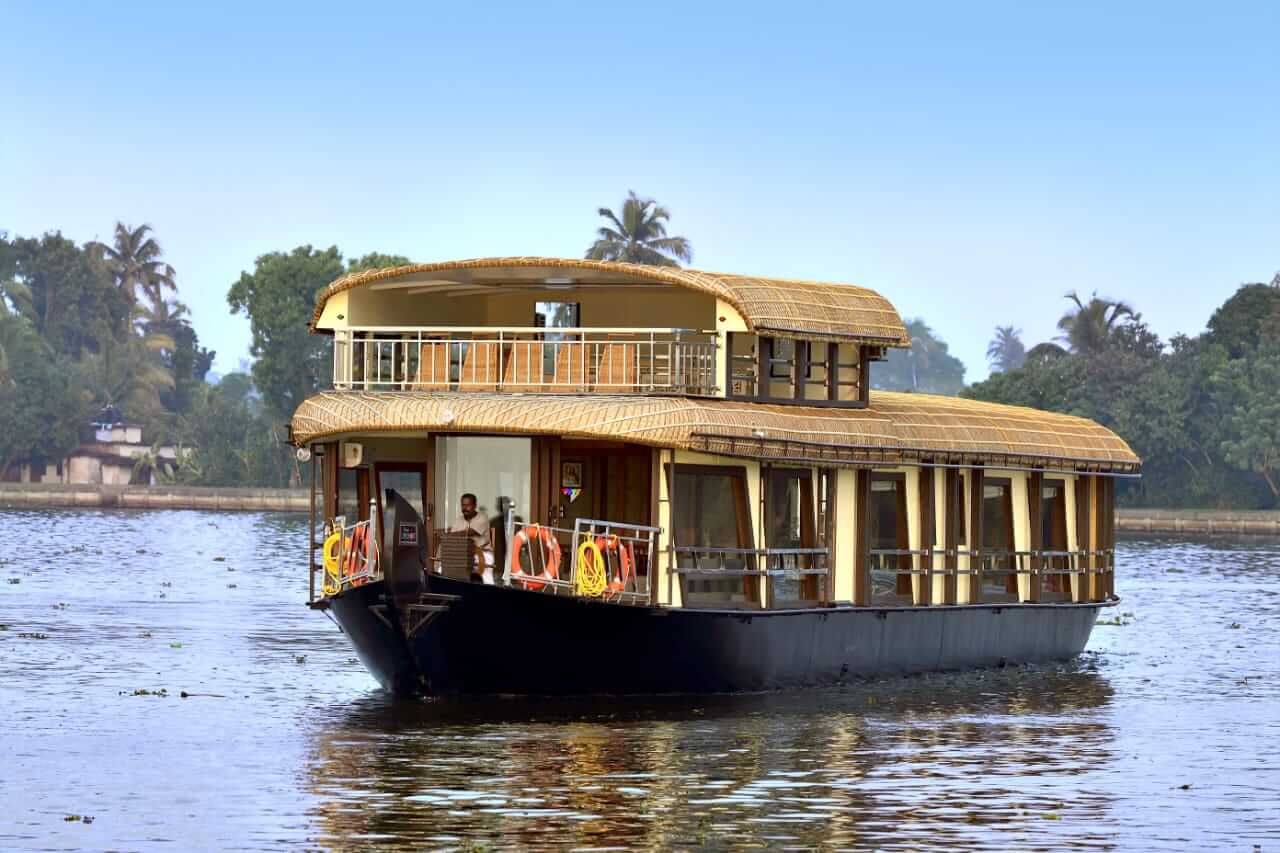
414;341;450;390
433;529;476;580
595;342;639;391
550;339;588;392
502;340;545;392
459;341;499;391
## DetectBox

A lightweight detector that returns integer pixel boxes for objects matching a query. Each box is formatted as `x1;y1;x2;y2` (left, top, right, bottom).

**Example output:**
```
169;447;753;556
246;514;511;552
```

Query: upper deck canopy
312;257;911;345
291;390;1141;475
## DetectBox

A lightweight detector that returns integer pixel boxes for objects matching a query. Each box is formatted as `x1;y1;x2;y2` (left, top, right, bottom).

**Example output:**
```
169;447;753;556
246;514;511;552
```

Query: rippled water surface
1;509;1277;850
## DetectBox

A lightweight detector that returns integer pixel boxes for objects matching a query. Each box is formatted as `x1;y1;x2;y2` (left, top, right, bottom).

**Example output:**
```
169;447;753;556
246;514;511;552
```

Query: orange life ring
343;526;370;586
509;524;560;590
596;534;634;594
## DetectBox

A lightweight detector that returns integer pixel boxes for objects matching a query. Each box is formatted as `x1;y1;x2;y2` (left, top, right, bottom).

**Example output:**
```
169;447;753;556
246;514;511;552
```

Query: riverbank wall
1;485;1278;533
1116;508;1280;536
0;483;309;512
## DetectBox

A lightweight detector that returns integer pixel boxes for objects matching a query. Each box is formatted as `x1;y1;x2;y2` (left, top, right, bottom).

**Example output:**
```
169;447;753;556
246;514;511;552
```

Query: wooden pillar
942;468;960;605
967;467;984;604
321;441;338;520
1073;476;1093;603
853;468;871;606
1087;475;1104;601
916;467;934;605
1027;471;1043;603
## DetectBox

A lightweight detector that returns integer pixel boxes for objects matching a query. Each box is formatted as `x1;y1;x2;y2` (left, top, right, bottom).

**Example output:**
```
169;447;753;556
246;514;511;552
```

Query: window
1041;479;1069;599
981;478;1016;601
869;473;911;603
671;465;757;608
725;335;866;407
535;302;581;378
377;463;427;523
434;437;531;531
336;467;367;524
767;468;823;606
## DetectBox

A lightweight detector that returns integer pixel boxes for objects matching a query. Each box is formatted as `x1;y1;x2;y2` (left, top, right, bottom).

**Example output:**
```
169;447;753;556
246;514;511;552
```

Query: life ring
595;534;634;594
322;530;343;596
343;526;371;586
509;524;560;590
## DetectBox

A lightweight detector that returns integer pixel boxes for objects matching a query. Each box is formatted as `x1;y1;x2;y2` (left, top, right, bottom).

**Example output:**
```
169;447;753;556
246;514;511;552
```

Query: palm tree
986;325;1026;372
79;329;176;423
585;192;692;267
1056;291;1136;355
93;223;176;308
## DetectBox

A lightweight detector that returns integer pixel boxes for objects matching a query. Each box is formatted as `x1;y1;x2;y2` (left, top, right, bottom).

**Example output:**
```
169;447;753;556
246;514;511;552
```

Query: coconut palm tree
93;223;176;308
986;325;1026;372
585;192;692;267
79;329;176;423
1056;291;1136;355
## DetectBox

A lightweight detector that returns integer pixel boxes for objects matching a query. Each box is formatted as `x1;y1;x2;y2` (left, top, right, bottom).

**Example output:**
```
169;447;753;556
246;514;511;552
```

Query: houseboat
291;257;1138;695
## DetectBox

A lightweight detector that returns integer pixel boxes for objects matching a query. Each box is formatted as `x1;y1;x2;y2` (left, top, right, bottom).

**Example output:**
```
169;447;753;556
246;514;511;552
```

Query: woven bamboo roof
312;257;910;345
291;391;1141;474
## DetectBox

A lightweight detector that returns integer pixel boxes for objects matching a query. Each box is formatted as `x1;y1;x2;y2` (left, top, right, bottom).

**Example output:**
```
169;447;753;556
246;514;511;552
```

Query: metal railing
332;326;719;395
500;517;660;604
672;546;831;608
311;515;380;602
868;546;1115;603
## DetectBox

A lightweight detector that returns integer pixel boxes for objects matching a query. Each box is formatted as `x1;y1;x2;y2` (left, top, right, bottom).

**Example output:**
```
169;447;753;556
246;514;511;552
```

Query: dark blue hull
325;576;1105;696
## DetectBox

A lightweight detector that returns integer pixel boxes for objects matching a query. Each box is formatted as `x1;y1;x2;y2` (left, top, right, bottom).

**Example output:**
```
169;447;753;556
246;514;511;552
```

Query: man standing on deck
449;493;494;584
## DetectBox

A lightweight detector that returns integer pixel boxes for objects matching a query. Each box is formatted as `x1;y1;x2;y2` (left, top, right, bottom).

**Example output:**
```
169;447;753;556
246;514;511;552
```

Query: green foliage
91;223;176;309
1205;283;1280;358
0;315;90;474
175;375;294;487
986;325;1026;372
347;253;411;273
227;245;345;419
586;192;692;267
872;318;966;395
968;283;1280;508
1057;292;1137;355
7;232;129;357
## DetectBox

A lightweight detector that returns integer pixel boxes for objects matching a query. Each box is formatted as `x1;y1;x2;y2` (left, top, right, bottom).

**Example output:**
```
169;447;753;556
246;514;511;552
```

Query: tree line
3;195;1274;506
968;284;1280;508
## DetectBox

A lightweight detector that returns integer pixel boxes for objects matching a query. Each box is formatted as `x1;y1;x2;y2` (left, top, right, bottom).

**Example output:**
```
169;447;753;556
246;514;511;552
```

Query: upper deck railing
332;326;719;395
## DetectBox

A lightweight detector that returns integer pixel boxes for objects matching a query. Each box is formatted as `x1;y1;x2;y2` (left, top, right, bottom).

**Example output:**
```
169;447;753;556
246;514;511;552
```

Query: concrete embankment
0;483;309;512
1117;508;1280;536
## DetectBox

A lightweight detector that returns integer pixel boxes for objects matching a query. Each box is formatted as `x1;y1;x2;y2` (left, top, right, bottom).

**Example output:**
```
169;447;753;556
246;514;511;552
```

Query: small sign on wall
397;523;418;546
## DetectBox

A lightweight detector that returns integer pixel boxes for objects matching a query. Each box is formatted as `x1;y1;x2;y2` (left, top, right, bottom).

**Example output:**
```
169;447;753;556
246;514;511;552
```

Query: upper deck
314;257;910;406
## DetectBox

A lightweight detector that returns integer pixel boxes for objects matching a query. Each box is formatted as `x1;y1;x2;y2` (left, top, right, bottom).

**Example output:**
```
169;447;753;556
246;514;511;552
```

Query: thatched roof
291;391;1140;474
312;257;910;345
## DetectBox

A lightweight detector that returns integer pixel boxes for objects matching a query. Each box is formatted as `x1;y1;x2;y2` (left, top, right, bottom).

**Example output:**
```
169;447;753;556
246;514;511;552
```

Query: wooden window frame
764;466;822;605
668;463;759;608
724;334;869;408
868;471;911;601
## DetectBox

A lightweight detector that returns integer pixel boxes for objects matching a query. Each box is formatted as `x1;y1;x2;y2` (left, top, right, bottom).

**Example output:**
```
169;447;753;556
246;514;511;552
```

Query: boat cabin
294;258;1138;614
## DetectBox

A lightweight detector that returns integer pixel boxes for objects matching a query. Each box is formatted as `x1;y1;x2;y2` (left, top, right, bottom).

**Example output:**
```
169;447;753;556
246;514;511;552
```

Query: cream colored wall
832;469;857;603
714;299;748;396
1006;471;1031;601
655;448;679;607
316;291;348;329
931;469;949;603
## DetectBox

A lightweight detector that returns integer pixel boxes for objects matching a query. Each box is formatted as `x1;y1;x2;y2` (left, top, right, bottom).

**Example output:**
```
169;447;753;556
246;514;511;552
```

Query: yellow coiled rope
575;540;607;597
322;531;343;596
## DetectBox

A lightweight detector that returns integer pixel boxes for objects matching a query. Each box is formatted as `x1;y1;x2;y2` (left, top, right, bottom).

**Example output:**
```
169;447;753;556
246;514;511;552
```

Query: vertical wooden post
1088;475;1103;601
968;467;984;604
1106;477;1116;598
650;447;662;606
1027;471;1043;603
853;468;871;606
1073;476;1093;603
942;468;960;605
308;451;317;603
917;467;934;606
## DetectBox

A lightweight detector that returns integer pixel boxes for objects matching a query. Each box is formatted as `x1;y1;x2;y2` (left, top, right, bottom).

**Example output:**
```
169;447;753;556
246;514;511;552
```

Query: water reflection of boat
304;668;1116;848
290;258;1139;695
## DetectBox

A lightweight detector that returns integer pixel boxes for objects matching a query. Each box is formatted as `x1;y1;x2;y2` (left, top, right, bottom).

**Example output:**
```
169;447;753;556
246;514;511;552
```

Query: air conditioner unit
341;442;363;467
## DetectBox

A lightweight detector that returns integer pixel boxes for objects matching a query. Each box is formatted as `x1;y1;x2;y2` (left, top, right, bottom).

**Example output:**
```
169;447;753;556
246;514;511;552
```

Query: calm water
0;510;1277;851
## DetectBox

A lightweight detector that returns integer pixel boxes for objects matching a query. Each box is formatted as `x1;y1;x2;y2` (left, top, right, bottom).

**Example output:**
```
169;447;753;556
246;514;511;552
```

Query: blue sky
3;1;1277;379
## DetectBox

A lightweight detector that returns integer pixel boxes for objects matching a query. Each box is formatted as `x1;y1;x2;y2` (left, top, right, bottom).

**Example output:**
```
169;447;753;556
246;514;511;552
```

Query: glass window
869;475;910;602
336;468;363;525
435;437;531;531
767;469;821;606
800;343;830;401
982;480;1016;600
728;333;759;398
672;465;755;607
834;344;862;402
765;338;797;399
378;466;426;522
